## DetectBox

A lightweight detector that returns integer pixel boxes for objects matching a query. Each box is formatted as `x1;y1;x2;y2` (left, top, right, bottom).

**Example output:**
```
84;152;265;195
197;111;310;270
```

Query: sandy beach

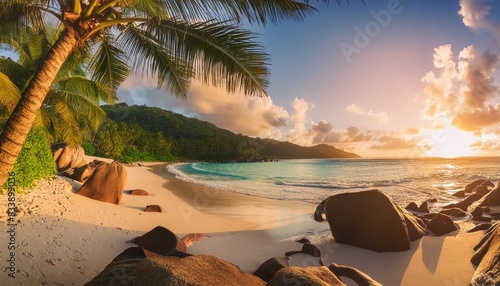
0;156;486;285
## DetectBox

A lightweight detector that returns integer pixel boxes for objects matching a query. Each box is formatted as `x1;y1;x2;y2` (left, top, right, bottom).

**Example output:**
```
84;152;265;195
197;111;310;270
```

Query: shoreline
0;157;488;285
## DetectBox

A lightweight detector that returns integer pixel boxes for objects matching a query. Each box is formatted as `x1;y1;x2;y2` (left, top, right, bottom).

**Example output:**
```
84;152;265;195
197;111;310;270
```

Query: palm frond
44;87;108;145
0;58;32;89
146;19;270;96
0;72;21;112
0;1;45;38
88;35;130;92
119;25;192;98
153;0;317;26
56;75;116;105
125;0;170;18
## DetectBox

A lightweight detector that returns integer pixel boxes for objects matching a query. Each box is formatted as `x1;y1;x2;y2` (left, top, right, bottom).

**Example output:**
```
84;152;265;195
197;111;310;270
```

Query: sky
4;0;500;158
119;0;500;158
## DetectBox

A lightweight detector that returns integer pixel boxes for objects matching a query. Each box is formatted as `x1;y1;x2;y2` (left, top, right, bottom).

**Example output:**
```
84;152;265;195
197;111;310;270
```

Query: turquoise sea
168;157;500;207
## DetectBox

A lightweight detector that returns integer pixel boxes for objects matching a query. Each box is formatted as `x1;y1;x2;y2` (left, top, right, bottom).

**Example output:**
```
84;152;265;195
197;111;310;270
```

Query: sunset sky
4;1;500;158
120;0;500;158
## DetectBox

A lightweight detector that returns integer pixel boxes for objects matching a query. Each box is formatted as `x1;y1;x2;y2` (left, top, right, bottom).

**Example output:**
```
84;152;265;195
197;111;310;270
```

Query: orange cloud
421;44;500;133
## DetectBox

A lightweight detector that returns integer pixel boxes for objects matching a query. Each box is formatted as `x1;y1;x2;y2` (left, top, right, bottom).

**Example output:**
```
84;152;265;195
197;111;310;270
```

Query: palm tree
0;26;115;146
0;0;327;186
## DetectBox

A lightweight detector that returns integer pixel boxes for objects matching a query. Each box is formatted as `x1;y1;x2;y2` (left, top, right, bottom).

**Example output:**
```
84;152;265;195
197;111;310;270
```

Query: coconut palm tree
0;0;327;186
0;26;115;146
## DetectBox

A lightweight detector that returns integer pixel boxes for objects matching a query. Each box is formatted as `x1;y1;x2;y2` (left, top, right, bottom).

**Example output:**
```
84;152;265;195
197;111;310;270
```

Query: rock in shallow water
323;189;426;252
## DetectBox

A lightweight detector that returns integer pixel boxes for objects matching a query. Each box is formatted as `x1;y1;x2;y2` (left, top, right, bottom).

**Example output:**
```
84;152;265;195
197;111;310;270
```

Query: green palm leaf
88;35;130;92
0;1;44;37
57;76;117;105
0;58;31;89
0;72;21;112
119;25;192;97
144;19;269;96
153;0;316;25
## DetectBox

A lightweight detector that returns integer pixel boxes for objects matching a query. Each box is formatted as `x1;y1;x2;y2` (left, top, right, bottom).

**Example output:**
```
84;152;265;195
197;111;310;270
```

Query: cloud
470;139;500;151
420;44;458;118
420;44;500;132
415;1;500;134
118;81;289;139
345;103;364;115
459;0;500;40
452;104;500;132
345;103;389;124
285;98;315;145
458;46;498;109
184;84;290;139
369;135;427;151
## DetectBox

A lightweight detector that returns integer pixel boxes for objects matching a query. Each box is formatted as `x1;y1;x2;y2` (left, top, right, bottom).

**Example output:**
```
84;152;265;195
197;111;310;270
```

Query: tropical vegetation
0;0;333;187
92;103;360;162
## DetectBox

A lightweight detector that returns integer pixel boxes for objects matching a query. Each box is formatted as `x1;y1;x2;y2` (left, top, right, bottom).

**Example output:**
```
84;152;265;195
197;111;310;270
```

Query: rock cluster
85;226;382;286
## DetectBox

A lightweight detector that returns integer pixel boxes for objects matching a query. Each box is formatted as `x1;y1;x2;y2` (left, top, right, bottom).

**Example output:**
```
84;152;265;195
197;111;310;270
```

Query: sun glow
426;124;477;158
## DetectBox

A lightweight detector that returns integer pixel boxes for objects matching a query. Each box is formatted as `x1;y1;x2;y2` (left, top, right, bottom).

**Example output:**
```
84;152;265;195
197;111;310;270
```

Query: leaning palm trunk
0;29;78;185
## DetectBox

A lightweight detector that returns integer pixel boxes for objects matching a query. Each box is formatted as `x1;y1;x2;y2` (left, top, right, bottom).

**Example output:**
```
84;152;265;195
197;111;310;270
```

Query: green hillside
94;103;360;161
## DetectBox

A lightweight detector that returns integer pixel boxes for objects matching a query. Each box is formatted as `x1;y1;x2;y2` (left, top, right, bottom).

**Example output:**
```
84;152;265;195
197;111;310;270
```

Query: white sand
0;156;485;285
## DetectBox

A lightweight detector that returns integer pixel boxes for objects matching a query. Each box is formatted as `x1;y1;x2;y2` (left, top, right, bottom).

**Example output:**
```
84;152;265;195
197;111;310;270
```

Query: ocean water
168;157;500;207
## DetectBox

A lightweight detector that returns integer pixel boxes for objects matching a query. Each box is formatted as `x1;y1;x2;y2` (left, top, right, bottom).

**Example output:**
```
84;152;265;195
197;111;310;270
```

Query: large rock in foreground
324;189;426;252
470;222;500;285
77;162;127;204
268;266;345;286
84;247;266;286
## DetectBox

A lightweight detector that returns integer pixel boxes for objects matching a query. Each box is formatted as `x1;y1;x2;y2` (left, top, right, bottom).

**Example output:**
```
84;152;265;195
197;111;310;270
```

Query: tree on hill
0;0;327;186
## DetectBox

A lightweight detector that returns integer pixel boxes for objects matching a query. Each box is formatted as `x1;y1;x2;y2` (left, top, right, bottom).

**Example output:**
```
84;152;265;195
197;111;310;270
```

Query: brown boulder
467;223;493;233
145;205;162;213
52;143;87;172
444;193;485;211
474;185;491;196
131;226;186;255
314;198;327;222
480;187;500;206
427;213;457;236
470;222;500;285
465;180;492;193
323;189;426;252
70;164;92;182
77;162;127;204
405;202;419;212
131;189;150;196
329;263;383;286
406;201;429;213
439;207;468;217
418;201;429;213
253;257;289;282
84;247;266;286
268;266;345;286
452;190;465;197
